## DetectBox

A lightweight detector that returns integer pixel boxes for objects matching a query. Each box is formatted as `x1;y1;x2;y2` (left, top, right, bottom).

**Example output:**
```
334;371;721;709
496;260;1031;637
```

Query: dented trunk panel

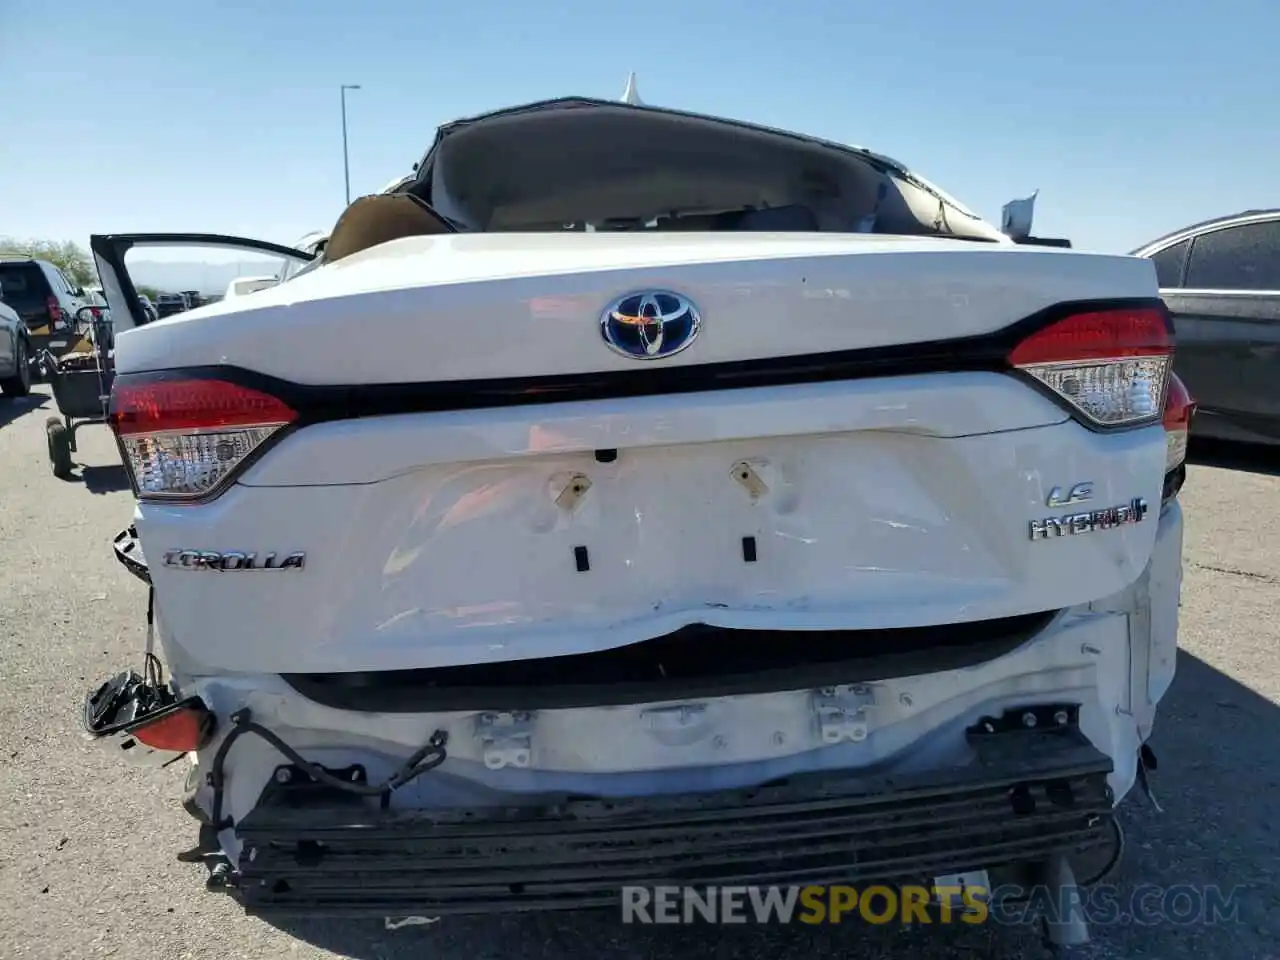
137;397;1167;675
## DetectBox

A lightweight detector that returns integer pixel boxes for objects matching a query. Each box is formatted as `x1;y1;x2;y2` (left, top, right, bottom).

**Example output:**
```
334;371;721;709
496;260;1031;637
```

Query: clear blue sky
2;0;1276;254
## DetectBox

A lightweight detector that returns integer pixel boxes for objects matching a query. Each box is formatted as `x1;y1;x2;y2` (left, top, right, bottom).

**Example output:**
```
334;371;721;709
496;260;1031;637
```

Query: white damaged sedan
84;92;1193;951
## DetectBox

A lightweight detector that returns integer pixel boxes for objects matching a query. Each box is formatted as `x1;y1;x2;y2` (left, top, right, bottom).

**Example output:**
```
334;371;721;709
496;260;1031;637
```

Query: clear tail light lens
1008;306;1172;427
109;377;297;502
1162;372;1195;472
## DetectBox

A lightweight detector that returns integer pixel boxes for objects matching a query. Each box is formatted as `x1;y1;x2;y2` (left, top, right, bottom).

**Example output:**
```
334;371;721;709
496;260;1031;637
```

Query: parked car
223;275;278;299
136;294;159;324
81;285;115;349
154;293;187;318
1132;209;1280;446
83;285;110;313
0;276;33;397
85;94;1191;949
0;257;91;358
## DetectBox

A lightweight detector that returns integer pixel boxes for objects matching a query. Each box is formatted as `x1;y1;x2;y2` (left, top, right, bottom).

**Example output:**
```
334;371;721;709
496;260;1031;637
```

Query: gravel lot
1;386;1277;960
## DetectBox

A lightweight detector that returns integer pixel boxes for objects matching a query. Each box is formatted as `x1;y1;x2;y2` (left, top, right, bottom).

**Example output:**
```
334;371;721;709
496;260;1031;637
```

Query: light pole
340;84;361;206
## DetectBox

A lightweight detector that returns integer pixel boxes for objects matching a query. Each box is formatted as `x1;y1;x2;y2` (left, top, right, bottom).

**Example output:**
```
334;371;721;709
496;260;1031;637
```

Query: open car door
89;234;317;334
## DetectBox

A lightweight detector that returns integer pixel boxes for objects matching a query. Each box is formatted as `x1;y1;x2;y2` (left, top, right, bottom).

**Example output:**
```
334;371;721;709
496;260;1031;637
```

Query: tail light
109;376;297;502
85;673;216;756
46;295;64;329
125;701;215;753
1008;305;1172;428
1162;373;1195;472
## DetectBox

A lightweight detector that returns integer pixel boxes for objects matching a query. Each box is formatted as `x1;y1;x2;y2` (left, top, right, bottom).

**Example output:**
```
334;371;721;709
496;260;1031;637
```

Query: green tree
0;237;96;286
136;285;164;301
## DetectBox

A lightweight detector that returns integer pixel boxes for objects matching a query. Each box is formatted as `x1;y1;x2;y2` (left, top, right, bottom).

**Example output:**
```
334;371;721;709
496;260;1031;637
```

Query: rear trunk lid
115;232;1148;383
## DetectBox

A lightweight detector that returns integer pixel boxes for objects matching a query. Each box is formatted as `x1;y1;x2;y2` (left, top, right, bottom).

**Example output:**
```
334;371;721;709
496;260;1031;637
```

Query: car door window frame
1180;217;1280;295
52;266;78;299
1149;237;1192;289
89;234;316;332
39;263;63;296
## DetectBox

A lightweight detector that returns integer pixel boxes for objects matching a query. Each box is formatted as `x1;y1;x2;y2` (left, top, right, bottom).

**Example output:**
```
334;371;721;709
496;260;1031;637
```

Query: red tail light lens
110;377;297;501
1009;306;1172;427
127;702;215;753
1162;373;1195;472
46;295;63;328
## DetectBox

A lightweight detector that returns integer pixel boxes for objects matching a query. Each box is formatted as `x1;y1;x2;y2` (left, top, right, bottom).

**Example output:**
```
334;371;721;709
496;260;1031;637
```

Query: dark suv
0;258;92;358
155;293;188;318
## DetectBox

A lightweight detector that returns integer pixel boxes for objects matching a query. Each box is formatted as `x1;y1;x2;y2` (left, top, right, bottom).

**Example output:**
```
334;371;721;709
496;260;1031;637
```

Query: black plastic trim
282;609;1058;713
1162;463;1186;502
112;525;150;584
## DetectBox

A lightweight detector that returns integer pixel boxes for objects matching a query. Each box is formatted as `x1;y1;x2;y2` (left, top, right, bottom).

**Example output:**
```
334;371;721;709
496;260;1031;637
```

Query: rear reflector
1162;372;1196;472
127;703;215;753
1009;306;1172;428
109;378;297;501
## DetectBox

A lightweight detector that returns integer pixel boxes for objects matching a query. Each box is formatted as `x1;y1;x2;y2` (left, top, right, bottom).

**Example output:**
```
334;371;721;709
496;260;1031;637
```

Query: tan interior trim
324;194;454;263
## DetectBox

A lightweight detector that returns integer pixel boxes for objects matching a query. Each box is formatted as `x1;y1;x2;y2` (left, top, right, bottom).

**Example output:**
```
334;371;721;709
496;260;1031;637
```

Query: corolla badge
161;549;305;571
600;290;702;359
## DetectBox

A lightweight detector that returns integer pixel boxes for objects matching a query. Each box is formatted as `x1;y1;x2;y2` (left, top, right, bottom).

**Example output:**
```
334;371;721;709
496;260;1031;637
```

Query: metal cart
40;310;115;479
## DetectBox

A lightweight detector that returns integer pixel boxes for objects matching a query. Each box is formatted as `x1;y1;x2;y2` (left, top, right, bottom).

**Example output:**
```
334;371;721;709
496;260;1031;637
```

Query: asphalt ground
1;385;1277;959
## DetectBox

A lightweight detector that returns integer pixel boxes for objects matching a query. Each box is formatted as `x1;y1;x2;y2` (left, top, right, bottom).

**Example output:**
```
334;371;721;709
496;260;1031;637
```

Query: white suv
84;95;1192;951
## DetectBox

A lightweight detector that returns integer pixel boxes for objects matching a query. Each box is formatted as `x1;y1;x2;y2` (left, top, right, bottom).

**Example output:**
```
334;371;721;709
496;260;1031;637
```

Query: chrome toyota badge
600;290;702;359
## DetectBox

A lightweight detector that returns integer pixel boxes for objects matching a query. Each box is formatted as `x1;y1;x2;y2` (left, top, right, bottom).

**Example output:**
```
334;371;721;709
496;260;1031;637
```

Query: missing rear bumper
231;707;1113;918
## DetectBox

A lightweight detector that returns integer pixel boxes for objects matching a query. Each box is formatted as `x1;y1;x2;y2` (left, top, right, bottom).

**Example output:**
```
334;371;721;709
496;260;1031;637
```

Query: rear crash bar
230;705;1114;918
